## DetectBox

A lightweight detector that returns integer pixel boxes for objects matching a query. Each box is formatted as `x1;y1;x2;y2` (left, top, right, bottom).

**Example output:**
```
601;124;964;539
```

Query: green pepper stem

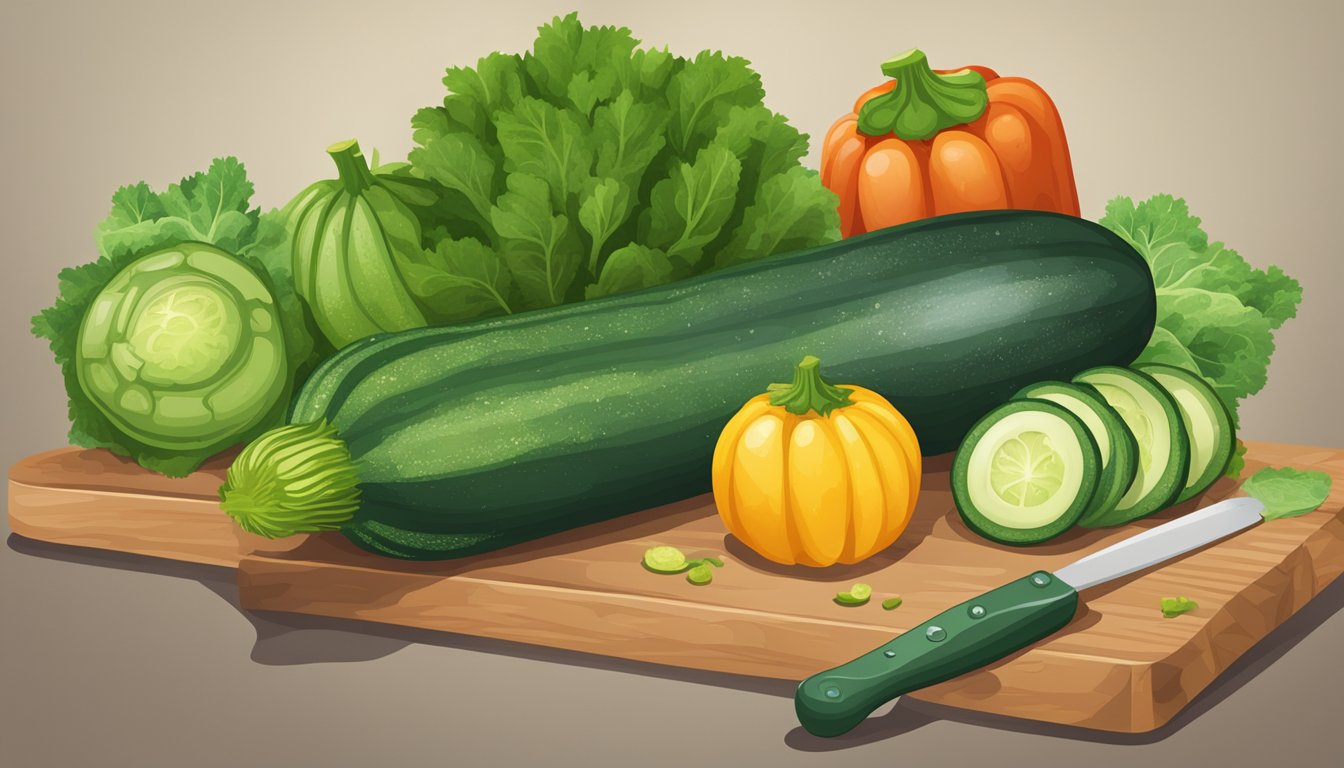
219;420;361;538
327;139;376;196
856;49;989;141
768;356;854;417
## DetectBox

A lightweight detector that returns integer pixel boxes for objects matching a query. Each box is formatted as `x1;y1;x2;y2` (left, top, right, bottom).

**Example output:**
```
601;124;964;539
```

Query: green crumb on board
687;564;714;585
1160;596;1198;618
834;583;872;606
643;546;689;574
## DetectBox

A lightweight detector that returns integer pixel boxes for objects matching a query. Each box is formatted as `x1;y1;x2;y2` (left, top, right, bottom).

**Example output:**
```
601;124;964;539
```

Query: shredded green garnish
1160;596;1198;618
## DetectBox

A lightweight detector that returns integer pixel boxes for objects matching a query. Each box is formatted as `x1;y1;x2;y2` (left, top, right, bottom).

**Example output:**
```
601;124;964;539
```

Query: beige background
2;1;1342;766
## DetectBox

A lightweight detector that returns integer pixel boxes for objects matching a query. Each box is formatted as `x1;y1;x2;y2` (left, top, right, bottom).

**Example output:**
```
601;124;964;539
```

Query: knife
795;496;1266;737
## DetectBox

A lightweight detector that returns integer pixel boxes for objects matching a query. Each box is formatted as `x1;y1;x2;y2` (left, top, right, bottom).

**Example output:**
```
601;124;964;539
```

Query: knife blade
795;496;1267;737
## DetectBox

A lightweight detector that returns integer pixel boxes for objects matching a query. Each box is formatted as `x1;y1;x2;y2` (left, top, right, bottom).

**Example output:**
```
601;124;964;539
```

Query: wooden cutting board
8;441;1344;733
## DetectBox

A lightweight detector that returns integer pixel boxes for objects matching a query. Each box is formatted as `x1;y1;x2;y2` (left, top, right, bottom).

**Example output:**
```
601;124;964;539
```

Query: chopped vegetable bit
686;564;714;586
643;546;689;574
834;583;872;606
1160;596;1198;618
1243;467;1332;521
700;556;725;568
881;597;903;611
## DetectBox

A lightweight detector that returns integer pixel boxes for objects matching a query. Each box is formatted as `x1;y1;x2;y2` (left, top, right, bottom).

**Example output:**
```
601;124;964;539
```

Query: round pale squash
712;356;921;566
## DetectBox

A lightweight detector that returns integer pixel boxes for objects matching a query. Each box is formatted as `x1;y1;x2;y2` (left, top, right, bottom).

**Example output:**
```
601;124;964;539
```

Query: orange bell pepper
821;50;1079;237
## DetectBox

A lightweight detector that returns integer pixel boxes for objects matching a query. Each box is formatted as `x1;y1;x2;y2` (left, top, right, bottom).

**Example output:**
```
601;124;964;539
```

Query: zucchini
1135;363;1235;503
951;399;1101;545
221;210;1155;559
1013;381;1138;526
1072;366;1190;526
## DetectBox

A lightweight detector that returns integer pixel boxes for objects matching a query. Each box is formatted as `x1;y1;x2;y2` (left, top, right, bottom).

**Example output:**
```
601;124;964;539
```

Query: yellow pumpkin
712;356;922;566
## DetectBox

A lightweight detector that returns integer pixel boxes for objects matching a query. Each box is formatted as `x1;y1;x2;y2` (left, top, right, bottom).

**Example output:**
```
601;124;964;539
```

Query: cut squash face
952;399;1100;545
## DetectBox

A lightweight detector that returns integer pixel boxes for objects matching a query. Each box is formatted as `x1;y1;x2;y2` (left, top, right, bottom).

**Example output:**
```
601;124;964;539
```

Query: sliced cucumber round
1135;363;1235;503
1072;366;1190;526
1013;381;1139;527
952;400;1101;545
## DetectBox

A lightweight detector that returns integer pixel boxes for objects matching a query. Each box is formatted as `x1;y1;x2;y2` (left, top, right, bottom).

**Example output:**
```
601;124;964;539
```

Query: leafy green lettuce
31;158;317;476
403;13;839;319
1100;195;1302;425
1243;467;1332;521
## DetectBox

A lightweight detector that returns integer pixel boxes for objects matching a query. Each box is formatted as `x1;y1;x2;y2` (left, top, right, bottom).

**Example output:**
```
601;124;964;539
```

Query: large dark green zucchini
225;210;1155;559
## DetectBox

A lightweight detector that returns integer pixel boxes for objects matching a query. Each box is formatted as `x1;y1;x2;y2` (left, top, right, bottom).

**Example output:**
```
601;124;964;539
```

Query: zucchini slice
1072;366;1191;526
1013;381;1139;526
1135;363;1235;503
952;400;1101;545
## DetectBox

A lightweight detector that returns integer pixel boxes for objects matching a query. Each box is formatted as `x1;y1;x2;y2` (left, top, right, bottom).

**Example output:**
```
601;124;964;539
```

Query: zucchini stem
219;420;361;538
327;139;376;196
768;356;854;417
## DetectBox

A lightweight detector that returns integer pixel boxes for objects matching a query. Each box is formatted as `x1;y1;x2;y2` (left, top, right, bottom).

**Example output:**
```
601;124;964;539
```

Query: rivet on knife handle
795;571;1079;737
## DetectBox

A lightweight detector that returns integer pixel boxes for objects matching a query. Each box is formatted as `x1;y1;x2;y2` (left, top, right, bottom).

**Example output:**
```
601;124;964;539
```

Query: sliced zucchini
1072;366;1190;526
1013;381;1139;526
952;400;1101;545
1136;363;1235;503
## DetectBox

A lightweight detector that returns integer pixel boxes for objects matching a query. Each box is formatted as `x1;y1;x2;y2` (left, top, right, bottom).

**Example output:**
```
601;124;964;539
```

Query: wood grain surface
8;441;1344;732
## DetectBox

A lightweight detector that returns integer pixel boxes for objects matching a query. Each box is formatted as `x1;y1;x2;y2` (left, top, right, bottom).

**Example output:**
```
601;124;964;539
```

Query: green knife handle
796;571;1078;737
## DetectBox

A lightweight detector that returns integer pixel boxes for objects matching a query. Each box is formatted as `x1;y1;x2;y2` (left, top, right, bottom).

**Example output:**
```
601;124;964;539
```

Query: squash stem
856;48;989;140
219;421;361;538
768;356;854;417
327;139;376;196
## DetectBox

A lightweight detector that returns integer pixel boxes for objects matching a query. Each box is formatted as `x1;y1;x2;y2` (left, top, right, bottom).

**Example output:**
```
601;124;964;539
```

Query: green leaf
586;244;676;299
577;177;632;273
411;106;455;148
1133;288;1273;418
712;105;809;185
442;52;525;140
665;50;764;154
1241;264;1302;329
395;236;513;322
591;90;668;189
1101;194;1302;424
1100;195;1208;260
525;14;638;108
95;156;259;260
612;46;676;101
495;97;593;207
1243;467;1332;521
1160;596;1198;618
408;132;497;227
490;174;578;308
644;144;741;266
715;167;839;268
